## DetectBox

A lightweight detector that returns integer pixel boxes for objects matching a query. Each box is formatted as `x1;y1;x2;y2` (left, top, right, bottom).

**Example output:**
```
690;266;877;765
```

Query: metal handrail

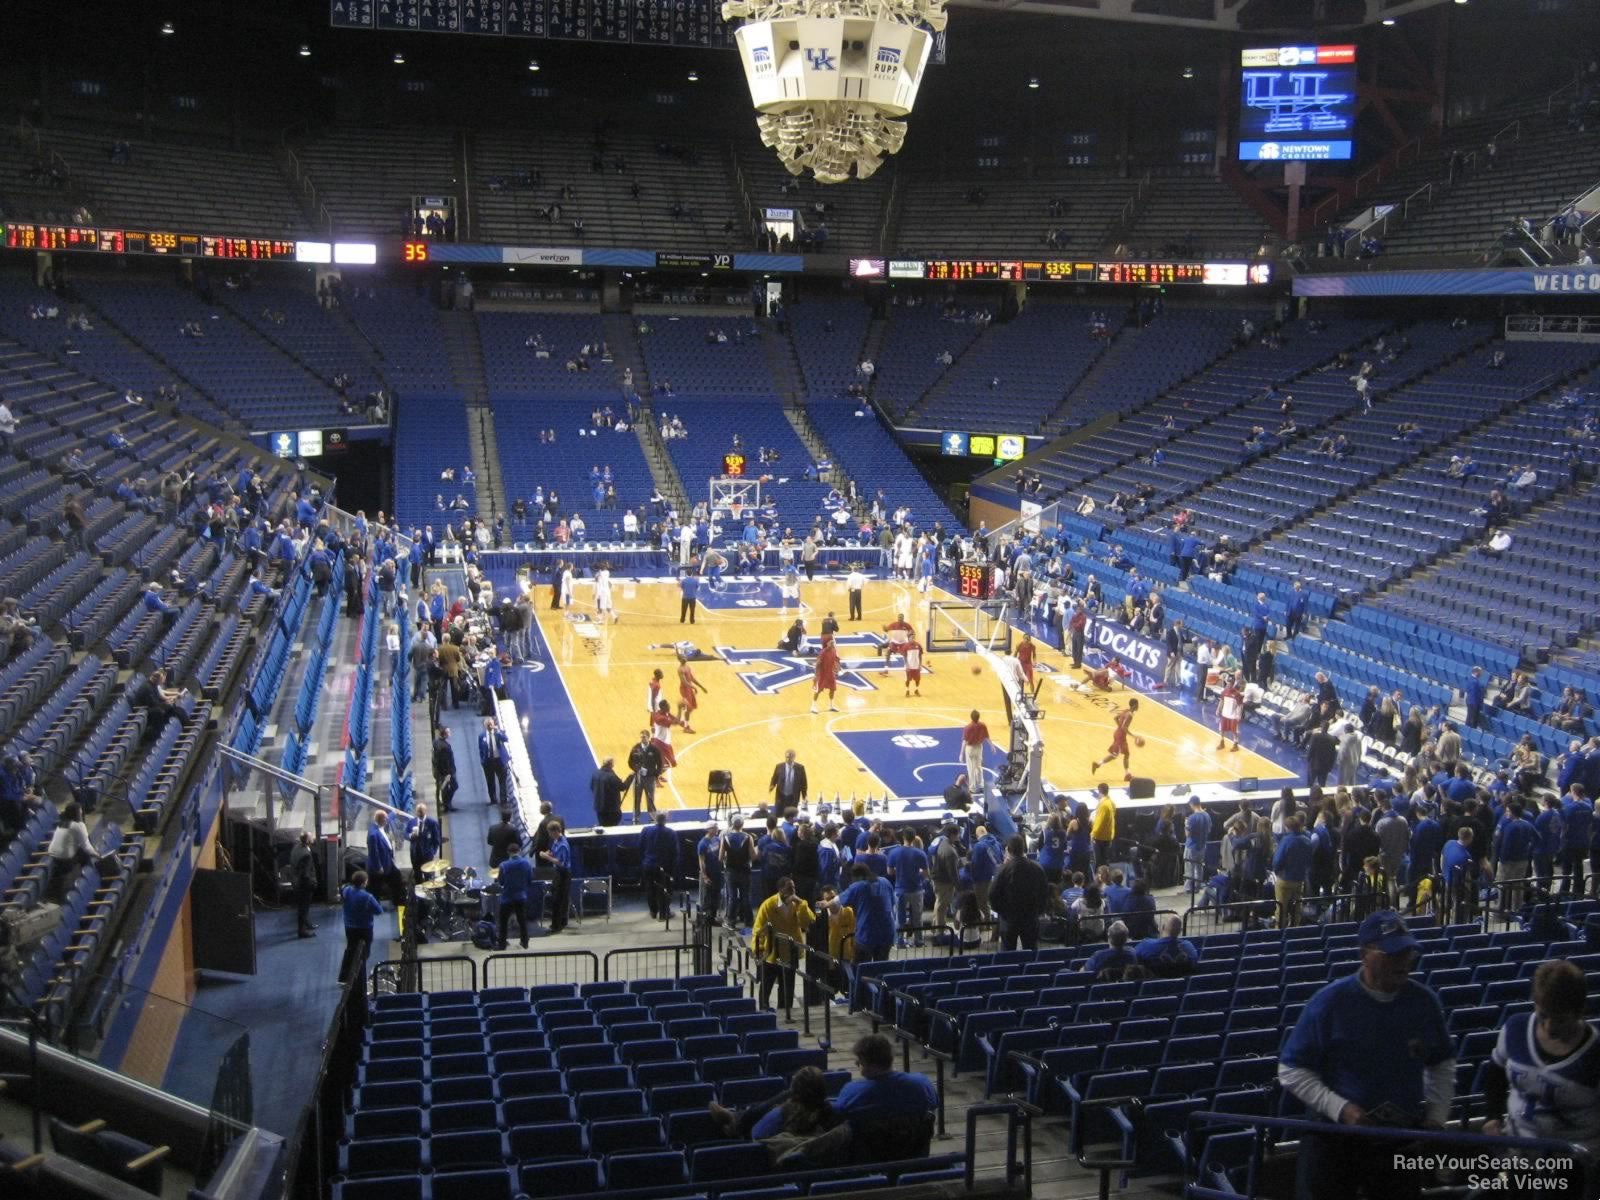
218;743;325;842
1184;1110;1594;1200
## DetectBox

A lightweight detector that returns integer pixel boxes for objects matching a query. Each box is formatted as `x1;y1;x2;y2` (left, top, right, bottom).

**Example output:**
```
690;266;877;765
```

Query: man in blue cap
1279;910;1454;1199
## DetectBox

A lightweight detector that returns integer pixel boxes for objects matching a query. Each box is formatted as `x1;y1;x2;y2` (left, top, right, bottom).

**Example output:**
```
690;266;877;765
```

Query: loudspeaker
1127;776;1156;800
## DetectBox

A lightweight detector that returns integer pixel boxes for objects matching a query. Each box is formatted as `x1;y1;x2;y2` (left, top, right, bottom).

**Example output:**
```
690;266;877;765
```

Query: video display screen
1239;44;1356;162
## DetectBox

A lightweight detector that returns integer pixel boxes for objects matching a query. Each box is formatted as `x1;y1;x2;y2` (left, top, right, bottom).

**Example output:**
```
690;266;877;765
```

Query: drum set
412;858;499;942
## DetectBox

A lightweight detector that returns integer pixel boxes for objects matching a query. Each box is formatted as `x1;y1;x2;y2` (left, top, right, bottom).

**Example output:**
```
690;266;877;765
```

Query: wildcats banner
1295;266;1600;298
1088;620;1168;684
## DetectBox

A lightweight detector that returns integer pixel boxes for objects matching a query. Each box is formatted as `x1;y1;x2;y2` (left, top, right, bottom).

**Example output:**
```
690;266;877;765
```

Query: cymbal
421;859;451;874
415;879;448;892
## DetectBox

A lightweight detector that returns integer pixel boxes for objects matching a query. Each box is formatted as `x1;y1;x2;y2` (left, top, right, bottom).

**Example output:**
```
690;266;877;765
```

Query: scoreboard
3;223;297;261
331;0;731;48
915;260;1268;285
957;561;992;601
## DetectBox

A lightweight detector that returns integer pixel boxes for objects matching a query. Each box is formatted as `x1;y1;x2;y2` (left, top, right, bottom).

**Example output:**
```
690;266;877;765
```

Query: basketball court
513;571;1293;816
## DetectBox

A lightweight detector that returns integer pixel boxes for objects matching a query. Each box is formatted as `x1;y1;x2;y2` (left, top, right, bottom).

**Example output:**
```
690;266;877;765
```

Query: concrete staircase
761;326;805;405
786;406;866;522
438;311;507;521
602;313;651;394
634;404;691;518
901;324;988;425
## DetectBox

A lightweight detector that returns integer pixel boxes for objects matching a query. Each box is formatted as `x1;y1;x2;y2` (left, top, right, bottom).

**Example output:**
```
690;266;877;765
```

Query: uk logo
718;633;926;696
805;48;837;71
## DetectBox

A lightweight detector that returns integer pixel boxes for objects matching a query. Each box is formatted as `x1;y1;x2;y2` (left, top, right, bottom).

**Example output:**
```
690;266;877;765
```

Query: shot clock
722;452;747;478
957;561;991;600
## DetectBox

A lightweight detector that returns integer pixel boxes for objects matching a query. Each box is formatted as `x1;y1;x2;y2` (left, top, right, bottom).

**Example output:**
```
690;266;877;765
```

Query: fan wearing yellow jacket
752;877;815;1011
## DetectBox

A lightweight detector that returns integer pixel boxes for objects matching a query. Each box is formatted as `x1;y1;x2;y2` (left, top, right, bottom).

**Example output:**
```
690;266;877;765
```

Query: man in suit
590;757;625;826
406;803;443;879
487;807;520;868
290;830;319;938
989;834;1050;951
479;717;510;806
432;726;458;813
365;810;402;912
769;749;808;811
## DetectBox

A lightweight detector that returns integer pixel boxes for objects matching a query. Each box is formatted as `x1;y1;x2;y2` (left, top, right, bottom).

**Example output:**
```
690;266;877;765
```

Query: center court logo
892;733;939;749
718;633;924;696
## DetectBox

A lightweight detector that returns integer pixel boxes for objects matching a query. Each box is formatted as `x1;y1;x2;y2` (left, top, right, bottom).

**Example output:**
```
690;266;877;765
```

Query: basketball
971;664;982;675
1135;737;1146;748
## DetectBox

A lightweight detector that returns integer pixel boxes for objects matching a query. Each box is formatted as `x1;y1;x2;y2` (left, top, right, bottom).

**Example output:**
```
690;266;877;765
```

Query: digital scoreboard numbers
2;223;297;261
336;0;726;42
958;561;991;601
722;452;747;478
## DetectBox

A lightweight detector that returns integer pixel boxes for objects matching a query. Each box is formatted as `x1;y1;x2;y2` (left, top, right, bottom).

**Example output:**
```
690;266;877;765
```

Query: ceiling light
160;21;175;35
528;59;540;71
393;50;406;64
687;70;700;82
1182;66;1195;79
1027;77;1040;89
299;44;312;57
1381;17;1396;24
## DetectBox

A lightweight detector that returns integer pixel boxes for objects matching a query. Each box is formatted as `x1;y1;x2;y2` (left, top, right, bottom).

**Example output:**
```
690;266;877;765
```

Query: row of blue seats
332;1147;962;1200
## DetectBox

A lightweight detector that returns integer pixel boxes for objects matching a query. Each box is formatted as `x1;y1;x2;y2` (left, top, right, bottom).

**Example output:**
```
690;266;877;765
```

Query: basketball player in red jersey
810;634;840;713
1090;698;1139;775
676;651;705;730
881;612;914;676
1216;673;1243;752
648;668;665;718
1016;631;1036;689
903;637;924;697
650;700;686;771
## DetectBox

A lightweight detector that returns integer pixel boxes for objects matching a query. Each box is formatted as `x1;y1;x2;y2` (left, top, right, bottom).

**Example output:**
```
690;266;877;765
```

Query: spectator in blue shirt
1121;878;1158;938
830;864;896;963
1184;798;1213;890
834;1033;938;1123
1493;801;1539;911
1407;809;1444;909
640;811;679;922
1533;796;1566;891
887;828;928;947
679;570;699;624
1272;814;1314;927
337;870;385;983
1084;921;1136;976
294;491;318;528
1442;827;1482;918
853;832;888;879
697;822;723;923
968;825;1002;921
538;820;571;933
1132;914;1197;976
1279;910;1453;1200
1103;869;1130;913
1562;784;1593;897
1464;665;1487;729
497;839;536;948
142;582;180;619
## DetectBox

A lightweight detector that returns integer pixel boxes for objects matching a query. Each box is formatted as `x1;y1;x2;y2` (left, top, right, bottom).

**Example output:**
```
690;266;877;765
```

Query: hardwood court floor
530;576;1289;812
